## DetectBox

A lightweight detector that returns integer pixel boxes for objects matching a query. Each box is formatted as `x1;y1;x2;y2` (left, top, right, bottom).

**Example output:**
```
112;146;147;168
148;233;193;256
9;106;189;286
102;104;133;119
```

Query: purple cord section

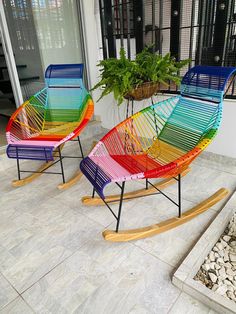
80;157;111;199
7;144;54;161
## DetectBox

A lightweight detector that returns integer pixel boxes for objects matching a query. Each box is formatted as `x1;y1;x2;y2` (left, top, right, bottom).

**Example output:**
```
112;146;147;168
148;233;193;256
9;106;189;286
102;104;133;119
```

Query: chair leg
17;160;21;181
58;146;65;184
116;181;125;232
103;188;229;242
16;147;21;181
92;166;98;198
178;174;181;218
77;136;84;159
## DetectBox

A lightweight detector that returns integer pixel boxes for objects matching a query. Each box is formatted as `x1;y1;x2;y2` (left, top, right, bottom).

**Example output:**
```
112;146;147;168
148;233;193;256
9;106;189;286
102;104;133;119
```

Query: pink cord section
90;155;131;180
89;141;145;182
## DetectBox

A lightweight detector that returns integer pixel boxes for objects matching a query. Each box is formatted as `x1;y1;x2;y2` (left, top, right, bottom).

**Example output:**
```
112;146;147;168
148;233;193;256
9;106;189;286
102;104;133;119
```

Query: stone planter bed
195;213;236;302
173;191;236;314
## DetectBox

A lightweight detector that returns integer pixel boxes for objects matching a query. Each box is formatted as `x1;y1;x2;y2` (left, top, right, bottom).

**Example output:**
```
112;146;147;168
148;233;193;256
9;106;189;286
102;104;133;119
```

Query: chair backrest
44;64;88;122
180;65;236;103
45;63;84;87
158;97;219;152
159;66;236;152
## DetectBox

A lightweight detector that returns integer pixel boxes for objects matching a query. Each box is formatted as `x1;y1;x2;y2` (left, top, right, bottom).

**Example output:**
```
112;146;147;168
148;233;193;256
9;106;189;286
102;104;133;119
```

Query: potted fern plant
92;47;190;106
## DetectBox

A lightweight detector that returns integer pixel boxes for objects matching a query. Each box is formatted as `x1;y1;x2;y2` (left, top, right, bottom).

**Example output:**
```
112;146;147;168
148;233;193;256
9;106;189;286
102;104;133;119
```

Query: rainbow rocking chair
6;64;94;189
80;65;236;242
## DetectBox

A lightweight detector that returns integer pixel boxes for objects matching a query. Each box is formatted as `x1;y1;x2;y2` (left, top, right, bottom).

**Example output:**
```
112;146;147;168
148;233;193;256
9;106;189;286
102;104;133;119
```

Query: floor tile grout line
17;295;36;313
16;217;136;299
0;282;42;313
15;201;218;299
19;235;136;302
0;296;20;312
0;271;37;312
130;207;218;270
132;242;175;269
129;243;183;313
18;229;103;296
166;291;182;314
0;270;21;297
0;135;234;313
194;159;236;176
50;193;111;229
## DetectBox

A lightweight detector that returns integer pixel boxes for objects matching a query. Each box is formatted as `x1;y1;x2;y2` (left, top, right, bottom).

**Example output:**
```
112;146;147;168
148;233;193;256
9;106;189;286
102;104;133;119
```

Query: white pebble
221;240;227;248
212;284;218;292
228;276;234;282
218;250;224;258
224;279;232;286
216;284;228;295
226;267;235;277
231;241;236;248
225;262;232;268
224;252;229;262
227;285;234;292
202;264;210;272
209;262;215;270
219;267;227;280
223;235;231;242
209;251;215;262
216;243;224;251
209;272;217;283
197;213;236;303
230;253;236;262
227;291;235;300
217;258;224;265
225;246;230;252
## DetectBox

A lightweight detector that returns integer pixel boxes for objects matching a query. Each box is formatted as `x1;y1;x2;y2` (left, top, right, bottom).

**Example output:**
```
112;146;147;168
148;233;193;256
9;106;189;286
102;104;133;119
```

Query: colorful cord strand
6;64;94;161
80;66;236;199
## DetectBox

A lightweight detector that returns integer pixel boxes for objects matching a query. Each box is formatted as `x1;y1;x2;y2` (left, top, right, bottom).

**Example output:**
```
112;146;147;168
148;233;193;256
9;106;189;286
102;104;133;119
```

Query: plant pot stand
124;82;159;118
125;96;155;119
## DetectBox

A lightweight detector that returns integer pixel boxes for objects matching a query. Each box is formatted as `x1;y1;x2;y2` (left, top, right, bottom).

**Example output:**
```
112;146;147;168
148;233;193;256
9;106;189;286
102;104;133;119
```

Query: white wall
207;99;236;158
81;0;236;159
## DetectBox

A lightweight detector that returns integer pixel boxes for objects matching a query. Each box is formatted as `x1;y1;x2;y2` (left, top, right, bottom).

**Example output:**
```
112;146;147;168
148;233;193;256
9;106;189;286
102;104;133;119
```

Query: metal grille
99;0;236;98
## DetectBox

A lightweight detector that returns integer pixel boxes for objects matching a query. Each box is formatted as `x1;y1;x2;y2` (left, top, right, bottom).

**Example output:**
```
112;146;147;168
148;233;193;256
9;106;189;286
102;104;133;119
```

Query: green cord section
158;97;220;152
44;93;91;122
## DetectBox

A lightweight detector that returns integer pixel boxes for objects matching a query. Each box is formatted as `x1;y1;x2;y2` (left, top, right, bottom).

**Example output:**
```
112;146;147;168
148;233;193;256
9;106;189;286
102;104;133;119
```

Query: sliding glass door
1;0;85;105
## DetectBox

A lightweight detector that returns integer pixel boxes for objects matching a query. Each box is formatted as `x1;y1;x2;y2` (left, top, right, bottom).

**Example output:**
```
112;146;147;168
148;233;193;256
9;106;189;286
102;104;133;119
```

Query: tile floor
0;116;9;147
0;136;235;313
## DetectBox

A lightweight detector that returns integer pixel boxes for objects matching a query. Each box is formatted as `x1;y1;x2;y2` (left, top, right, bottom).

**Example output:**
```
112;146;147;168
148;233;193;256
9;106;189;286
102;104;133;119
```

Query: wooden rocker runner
6;64;94;189
80;65;236;242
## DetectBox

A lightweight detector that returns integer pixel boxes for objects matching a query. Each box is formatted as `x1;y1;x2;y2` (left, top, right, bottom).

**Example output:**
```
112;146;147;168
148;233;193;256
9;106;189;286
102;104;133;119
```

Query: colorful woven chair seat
6;64;94;187
80;66;236;242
